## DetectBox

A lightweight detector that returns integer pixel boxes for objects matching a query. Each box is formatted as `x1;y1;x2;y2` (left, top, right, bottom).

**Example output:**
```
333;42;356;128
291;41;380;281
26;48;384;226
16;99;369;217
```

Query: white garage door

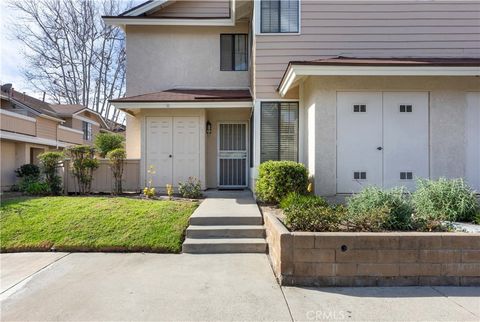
146;117;200;187
466;92;480;192
337;92;429;193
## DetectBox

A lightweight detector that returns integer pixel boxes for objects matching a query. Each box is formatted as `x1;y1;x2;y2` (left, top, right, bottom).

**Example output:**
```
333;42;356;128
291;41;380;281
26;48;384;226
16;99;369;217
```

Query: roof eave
278;64;480;97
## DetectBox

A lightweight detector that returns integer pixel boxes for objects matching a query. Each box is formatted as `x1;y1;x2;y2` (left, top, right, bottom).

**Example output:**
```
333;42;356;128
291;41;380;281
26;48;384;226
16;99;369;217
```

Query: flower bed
263;209;480;287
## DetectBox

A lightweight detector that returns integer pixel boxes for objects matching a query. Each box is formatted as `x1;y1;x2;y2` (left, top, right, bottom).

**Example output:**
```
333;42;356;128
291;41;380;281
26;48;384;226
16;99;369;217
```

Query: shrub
38;151;63;195
107;148;126;194
280;192;328;210
94;133;125;158
346;186;414;231
64;145;99;194
178;177;202;199
285;204;346;232
23;181;50;195
15;164;40;180
255;161;308;203
344;207;391;232
412;178;479;222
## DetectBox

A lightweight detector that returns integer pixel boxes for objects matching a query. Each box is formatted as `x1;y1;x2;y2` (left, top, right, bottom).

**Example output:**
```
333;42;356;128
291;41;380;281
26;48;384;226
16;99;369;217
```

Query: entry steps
182;194;267;254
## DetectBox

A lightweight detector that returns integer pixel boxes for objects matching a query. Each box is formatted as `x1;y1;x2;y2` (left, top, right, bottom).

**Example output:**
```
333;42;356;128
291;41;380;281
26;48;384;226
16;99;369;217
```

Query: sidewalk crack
431;286;479;319
1;252;71;295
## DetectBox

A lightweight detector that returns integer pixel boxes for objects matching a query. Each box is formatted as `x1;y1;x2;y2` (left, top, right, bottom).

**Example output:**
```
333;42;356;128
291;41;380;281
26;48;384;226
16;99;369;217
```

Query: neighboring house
0;84;111;190
105;0;480;195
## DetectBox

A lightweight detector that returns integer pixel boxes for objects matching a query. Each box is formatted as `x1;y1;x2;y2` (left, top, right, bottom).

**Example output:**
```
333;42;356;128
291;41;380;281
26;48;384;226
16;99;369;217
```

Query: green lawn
0;196;198;253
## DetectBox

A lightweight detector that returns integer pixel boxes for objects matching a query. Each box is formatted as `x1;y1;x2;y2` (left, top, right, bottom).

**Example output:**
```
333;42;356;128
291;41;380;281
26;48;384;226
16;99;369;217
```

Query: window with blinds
260;0;299;33
220;34;248;71
260;102;299;163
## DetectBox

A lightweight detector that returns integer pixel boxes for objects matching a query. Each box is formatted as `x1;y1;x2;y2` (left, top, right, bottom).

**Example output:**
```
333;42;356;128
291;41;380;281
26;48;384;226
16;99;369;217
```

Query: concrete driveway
1;253;479;321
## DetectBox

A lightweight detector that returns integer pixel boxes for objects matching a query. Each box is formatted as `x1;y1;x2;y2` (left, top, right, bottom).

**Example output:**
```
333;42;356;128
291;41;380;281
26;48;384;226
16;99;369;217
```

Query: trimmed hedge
255;161;308;203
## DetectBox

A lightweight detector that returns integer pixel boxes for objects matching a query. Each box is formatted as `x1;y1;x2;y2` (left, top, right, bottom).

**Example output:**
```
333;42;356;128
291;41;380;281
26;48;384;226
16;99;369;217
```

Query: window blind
261;0;299;33
260;102;299;163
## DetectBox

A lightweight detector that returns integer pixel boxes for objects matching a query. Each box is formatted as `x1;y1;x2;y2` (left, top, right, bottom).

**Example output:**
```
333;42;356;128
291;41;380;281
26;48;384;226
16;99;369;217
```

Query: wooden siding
0;112;36;136
35;117;58;140
58;126;83;145
255;1;480;99
150;0;230;18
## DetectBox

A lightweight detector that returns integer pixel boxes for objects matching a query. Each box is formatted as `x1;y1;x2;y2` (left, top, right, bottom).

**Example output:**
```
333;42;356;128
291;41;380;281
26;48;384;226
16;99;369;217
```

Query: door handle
169;154;172;158
377;147;383;151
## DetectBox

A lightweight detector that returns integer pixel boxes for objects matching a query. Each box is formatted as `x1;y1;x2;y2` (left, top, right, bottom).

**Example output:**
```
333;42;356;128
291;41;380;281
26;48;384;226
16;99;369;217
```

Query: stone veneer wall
264;211;480;286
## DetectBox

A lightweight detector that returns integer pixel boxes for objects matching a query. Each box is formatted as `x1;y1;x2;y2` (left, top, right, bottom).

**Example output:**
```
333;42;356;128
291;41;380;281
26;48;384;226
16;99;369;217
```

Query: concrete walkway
1;253;479;321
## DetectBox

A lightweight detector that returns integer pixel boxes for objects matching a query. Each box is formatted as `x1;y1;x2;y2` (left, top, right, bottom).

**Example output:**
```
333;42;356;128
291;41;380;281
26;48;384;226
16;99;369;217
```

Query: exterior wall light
206;121;212;135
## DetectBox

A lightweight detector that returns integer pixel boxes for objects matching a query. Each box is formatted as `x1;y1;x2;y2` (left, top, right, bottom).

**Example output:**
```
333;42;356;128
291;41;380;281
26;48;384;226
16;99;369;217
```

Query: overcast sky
0;0;33;95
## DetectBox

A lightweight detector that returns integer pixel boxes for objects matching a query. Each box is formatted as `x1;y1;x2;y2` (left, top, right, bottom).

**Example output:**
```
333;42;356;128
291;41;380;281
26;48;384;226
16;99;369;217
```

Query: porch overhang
110;89;253;115
278;57;480;97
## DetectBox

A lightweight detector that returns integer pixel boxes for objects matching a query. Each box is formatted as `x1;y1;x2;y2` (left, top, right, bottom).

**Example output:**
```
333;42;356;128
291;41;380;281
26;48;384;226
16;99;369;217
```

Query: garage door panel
146;117;173;187
337;92;383;193
466;92;480;191
383;92;429;190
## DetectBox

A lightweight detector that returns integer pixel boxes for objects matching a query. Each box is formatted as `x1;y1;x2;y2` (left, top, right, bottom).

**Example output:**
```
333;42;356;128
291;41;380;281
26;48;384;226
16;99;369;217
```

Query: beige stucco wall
1;141;17;190
205;108;251;188
301;76;480;196
125;22;251;96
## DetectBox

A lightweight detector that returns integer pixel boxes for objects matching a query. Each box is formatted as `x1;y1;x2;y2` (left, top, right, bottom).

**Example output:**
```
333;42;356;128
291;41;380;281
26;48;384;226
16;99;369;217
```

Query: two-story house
105;0;480;195
0;84;111;190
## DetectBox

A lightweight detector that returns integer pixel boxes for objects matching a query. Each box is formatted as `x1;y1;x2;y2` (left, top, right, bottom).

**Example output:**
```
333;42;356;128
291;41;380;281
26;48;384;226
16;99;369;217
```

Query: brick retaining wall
264;210;480;286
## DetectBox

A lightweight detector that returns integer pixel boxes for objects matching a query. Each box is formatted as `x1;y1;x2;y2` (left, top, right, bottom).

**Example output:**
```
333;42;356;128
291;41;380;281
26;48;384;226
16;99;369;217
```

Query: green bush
285;204;346;232
38;151;63;195
178;177;202;199
24;181;50;195
94;133;125;158
346;186;414;231
255;161;308;203
412;178;479;222
107;148;127;194
280;192;328;210
15;164;40;180
345;207;391;232
64;145;99;194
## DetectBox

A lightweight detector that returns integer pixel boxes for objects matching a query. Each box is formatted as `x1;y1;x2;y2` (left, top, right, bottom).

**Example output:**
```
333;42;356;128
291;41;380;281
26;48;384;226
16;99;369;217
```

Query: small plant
23;181;50;195
107;148;126;195
64;145;99;194
346;186;414;231
344;207;391;232
412;178;479;222
38;151;63;195
285;204;346;232
143;165;156;198
178;177;202;199
255;161;308;204
15;164;40;180
94;132;125;158
280;192;328;210
166;184;174;199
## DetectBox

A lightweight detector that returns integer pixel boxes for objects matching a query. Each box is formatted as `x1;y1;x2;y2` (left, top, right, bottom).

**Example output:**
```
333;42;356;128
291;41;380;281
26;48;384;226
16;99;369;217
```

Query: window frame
220;33;248;72
256;0;301;35
260;101;299;163
83;121;92;141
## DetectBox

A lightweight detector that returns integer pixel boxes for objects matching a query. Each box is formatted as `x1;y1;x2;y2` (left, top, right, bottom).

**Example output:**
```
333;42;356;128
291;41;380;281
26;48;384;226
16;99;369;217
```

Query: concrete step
186;225;265;238
189;215;263;226
182;238;267;254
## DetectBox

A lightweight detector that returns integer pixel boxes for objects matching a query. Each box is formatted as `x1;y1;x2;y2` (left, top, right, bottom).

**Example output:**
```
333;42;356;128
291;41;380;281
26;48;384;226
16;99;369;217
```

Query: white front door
466;92;480;192
146;116;200;187
337;92;429;193
337;92;383;193
173;117;200;184
383;92;429;190
146;117;173;187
